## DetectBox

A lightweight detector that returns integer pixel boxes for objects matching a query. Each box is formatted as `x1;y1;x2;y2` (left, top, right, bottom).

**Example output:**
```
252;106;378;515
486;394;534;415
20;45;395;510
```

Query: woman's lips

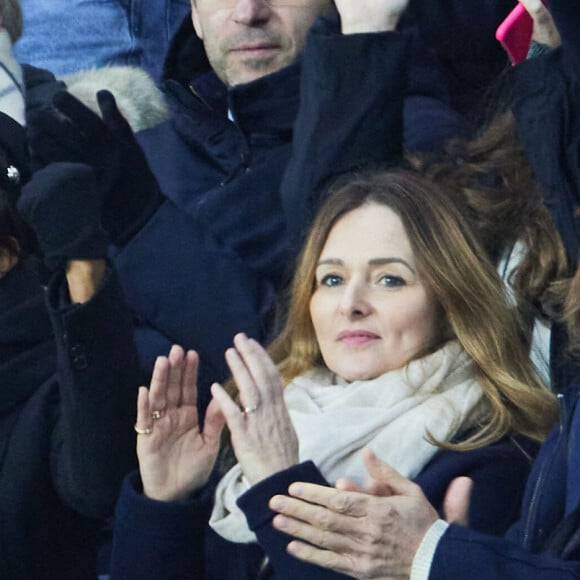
337;330;380;346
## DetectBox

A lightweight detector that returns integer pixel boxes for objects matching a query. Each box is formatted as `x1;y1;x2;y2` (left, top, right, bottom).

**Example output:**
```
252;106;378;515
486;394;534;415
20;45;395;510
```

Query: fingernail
273;515;288;530
269;496;284;510
289;484;303;497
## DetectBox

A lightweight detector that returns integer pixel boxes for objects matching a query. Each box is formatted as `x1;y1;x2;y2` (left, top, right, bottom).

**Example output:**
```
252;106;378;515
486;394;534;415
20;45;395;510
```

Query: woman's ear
0;237;20;277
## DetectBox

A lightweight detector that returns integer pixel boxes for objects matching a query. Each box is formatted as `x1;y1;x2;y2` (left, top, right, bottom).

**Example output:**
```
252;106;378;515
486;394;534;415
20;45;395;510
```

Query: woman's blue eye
320;274;343;287
379;275;405;287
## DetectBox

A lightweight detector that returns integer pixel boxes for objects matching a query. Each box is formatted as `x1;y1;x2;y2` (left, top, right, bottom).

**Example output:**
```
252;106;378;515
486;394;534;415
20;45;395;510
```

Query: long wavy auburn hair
267;169;558;450
408;111;571;333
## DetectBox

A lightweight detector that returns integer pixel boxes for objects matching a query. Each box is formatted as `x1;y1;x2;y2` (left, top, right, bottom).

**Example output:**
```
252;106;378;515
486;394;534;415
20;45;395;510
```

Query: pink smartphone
496;4;535;65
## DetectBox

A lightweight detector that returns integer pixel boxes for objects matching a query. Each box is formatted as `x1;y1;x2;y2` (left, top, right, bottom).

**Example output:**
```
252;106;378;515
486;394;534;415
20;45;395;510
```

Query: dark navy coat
430;381;580;580
110;436;537;580
0;264;140;580
427;1;580;575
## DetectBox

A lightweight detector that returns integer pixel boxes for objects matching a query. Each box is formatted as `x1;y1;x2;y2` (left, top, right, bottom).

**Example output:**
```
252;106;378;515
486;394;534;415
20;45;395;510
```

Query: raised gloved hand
17;162;108;270
27;90;163;245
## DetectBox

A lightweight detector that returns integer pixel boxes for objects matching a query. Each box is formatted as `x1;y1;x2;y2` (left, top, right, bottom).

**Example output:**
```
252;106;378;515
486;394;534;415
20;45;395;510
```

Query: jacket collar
162;15;301;137
165;61;300;148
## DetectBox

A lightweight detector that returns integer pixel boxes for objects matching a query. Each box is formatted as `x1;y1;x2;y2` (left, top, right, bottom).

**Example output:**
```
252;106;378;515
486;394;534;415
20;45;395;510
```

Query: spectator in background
14;0;190;82
0;117;142;578
0;0;24;124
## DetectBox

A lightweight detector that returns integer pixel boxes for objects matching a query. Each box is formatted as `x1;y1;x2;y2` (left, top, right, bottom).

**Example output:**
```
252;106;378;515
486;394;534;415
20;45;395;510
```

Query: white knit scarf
0;29;25;126
210;340;484;543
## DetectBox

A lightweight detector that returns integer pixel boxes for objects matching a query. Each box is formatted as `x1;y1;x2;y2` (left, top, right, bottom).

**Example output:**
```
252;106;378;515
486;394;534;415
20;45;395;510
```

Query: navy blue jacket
507;0;580;392
0;263;140;580
430;380;580;580
110;436;536;580
111;18;466;414
428;2;580;574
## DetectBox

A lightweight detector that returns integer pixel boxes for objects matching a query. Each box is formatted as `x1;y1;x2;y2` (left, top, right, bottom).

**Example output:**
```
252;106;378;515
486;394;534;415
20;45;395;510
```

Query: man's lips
230;43;279;52
337;330;380;346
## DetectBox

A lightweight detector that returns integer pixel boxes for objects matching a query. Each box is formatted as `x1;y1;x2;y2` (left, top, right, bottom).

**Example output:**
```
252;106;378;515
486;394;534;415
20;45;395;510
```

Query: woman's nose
339;281;372;318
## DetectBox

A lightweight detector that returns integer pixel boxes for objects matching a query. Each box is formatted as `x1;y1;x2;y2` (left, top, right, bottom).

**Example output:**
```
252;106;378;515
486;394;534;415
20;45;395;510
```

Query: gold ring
151;409;164;420
243;404;259;415
134;423;152;435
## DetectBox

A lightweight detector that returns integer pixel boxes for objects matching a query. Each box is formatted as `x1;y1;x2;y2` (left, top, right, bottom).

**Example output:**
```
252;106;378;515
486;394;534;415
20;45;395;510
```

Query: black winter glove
17;163;108;270
27;90;163;245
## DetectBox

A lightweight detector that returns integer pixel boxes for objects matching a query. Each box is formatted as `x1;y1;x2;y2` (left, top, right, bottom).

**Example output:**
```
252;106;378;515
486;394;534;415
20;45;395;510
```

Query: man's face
191;0;332;87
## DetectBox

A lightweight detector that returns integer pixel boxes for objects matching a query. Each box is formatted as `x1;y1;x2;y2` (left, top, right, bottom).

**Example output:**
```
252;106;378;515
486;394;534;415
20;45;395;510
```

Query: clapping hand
268;449;439;579
135;345;225;502
210;333;299;485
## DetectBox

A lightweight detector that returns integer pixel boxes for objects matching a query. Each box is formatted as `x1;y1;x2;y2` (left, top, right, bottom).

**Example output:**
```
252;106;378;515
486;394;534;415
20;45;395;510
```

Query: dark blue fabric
506;0;580;394
279;19;470;248
110;436;536;580
431;381;580;580
398;0;517;118
0;263;141;580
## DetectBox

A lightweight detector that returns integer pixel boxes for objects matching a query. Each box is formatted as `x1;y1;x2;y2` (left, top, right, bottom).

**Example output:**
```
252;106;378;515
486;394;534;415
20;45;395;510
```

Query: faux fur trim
61;66;169;132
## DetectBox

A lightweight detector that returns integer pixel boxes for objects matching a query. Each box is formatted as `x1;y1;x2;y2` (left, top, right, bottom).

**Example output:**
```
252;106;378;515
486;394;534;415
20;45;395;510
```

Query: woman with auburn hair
112;168;557;580
268;169;557;450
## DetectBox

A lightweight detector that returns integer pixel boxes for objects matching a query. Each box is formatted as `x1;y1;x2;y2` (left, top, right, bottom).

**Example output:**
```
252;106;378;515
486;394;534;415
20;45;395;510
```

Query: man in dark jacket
28;0;467;416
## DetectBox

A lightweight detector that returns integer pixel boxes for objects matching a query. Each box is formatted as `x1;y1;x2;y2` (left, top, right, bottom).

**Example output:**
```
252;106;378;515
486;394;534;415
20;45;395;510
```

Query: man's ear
191;1;204;40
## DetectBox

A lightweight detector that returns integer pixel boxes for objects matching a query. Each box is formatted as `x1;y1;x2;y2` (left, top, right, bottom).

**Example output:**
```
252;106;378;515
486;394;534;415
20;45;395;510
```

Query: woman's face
309;203;439;382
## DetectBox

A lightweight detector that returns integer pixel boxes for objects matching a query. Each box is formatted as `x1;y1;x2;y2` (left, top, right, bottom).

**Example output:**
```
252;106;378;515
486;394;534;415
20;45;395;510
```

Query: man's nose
232;0;272;25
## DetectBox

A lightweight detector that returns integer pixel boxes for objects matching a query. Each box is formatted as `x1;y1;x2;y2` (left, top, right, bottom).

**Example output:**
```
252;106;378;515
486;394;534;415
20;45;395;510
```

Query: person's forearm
65;258;106;303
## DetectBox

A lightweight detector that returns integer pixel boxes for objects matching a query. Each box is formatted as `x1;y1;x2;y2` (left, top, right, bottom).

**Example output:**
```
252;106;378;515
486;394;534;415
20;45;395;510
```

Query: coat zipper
522;392;566;548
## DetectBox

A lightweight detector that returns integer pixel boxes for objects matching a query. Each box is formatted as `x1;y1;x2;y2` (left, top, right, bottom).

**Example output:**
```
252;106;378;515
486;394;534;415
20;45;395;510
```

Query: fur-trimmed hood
62;65;169;133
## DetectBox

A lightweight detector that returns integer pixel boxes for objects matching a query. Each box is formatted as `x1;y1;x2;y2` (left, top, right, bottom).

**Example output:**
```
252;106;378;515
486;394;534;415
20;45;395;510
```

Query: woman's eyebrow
368;257;416;274
317;257;416;275
316;258;343;266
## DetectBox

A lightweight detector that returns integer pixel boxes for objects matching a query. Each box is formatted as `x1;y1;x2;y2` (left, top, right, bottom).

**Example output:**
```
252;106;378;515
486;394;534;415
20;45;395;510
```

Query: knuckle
364;523;385;546
352;554;376;579
329;491;356;514
360;554;376;578
317;511;336;532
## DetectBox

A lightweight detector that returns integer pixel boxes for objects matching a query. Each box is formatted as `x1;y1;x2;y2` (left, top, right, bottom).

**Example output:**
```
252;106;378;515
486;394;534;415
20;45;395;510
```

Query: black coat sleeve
237;461;351;579
280;18;471;249
46;266;142;518
280;20;411;248
110;471;211;580
430;525;580;580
